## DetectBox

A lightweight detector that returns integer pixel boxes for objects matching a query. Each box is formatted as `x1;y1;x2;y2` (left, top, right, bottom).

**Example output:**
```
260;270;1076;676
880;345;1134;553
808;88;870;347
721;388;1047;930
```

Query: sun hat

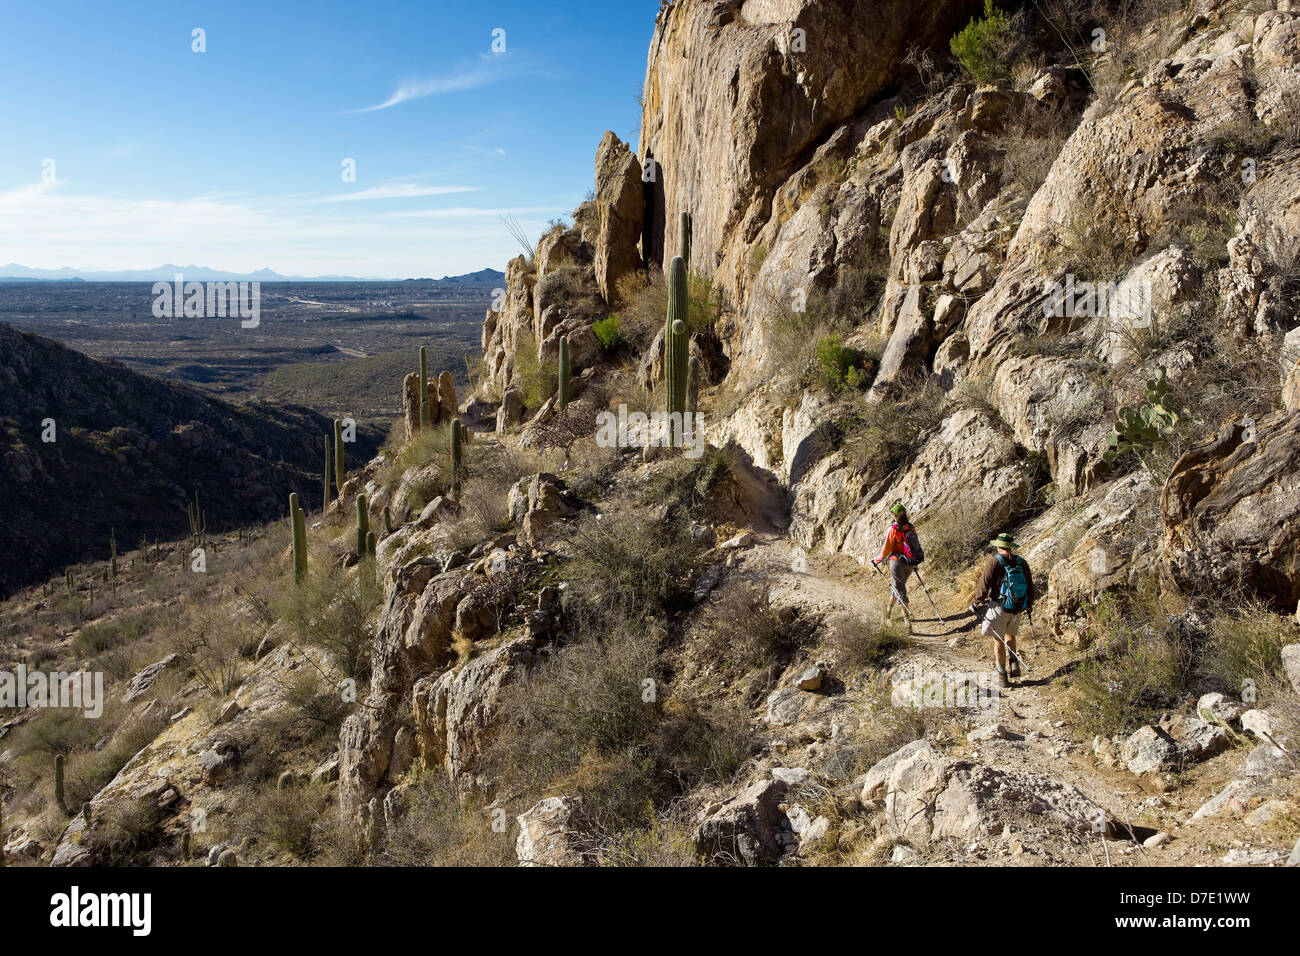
989;533;1019;550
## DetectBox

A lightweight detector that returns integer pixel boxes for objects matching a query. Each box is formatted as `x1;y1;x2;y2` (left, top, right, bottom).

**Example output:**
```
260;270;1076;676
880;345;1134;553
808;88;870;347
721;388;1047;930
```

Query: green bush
1068;585;1195;737
593;314;624;352
950;0;1015;84
815;335;864;391
512;334;558;411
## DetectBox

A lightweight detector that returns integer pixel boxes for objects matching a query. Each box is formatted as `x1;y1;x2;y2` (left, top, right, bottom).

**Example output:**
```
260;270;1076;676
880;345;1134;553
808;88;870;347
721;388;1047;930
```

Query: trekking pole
1027;607;1039;660
911;568;945;624
981;604;1032;675
868;559;908;626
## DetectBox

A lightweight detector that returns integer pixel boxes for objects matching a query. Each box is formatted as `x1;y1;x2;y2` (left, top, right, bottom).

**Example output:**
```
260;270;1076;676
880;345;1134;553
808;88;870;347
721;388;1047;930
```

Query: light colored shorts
981;603;1022;639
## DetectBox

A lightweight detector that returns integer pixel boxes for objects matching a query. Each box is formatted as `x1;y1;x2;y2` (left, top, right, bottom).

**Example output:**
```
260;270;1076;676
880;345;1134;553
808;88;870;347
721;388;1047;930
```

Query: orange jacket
877;523;914;564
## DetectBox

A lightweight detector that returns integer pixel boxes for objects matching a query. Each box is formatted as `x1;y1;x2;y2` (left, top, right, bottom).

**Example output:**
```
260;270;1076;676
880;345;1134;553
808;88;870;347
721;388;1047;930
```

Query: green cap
890;503;907;516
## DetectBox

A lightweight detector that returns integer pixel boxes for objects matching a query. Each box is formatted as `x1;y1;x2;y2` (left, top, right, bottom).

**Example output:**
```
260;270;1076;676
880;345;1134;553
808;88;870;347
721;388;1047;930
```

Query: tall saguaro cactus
664;255;689;447
109;529;118;579
323;434;332;513
557;335;570;413
333;419;345;500
419;346;429;429
187;491;206;551
290;493;307;585
450;418;464;496
680;211;692;268
356;493;370;558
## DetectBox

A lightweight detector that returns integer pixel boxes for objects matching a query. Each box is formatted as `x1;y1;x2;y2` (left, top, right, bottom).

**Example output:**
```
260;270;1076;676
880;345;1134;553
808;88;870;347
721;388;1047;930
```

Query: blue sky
0;0;659;277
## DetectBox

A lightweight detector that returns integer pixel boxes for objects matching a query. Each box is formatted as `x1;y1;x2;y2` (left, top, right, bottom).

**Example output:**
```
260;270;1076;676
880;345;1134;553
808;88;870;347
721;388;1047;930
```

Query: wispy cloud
310;184;482;203
351;53;530;112
379;205;558;220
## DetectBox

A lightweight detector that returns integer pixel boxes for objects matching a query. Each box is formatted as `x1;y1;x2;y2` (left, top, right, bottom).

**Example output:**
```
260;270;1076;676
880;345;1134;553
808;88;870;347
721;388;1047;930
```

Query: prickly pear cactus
1103;366;1186;462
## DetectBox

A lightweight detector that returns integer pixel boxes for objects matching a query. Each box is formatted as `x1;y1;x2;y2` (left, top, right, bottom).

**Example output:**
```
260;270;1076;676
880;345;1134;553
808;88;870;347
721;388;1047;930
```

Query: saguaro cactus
356;493;370;558
323;433;332;513
55;753;66;813
419;346;429;429
290;493;307;585
450;418;464;496
680;211;692;267
557;335;570;412
383;504;394;535
664;255;689;447
188;491;206;550
109;528;118;578
365;530;377;558
333;419;345;499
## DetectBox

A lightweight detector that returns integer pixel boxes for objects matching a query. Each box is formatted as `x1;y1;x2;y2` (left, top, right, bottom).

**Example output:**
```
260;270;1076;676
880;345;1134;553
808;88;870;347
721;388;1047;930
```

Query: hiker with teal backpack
871;504;925;632
973;532;1036;687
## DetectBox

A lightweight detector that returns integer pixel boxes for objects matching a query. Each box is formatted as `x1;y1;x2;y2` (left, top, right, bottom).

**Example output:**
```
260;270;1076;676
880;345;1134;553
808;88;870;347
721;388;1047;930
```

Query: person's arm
875;529;894;565
973;556;998;603
1024;560;1037;610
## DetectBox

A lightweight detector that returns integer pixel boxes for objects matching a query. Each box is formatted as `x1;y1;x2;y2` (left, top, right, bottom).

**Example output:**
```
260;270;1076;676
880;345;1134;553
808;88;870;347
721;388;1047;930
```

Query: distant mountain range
0;263;506;284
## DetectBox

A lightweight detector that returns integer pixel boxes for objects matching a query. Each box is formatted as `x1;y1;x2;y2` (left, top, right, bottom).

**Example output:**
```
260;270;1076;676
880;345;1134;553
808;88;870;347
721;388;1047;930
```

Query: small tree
950;0;1014;84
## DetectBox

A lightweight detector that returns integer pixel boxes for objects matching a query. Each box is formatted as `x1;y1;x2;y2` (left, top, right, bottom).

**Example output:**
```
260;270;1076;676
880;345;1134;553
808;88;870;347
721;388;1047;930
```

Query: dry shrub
836;374;946;483
1067;579;1196;737
820;611;910;674
379;771;517;866
482;624;756;838
273;555;381;681
566;509;700;623
83;800;166;864
235;781;330;859
693;584;814;679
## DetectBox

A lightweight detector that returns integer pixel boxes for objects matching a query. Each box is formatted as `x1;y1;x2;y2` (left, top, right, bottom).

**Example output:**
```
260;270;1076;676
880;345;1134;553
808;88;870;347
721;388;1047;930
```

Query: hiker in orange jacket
872;504;924;630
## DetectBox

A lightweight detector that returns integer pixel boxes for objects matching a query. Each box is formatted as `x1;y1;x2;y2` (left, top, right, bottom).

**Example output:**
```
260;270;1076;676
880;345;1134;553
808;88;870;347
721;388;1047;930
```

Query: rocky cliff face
486;1;1298;599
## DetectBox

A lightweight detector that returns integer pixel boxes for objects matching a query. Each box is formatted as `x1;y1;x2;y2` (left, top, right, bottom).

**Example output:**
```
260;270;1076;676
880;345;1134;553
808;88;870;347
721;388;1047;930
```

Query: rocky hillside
4;0;1300;868
0;323;379;596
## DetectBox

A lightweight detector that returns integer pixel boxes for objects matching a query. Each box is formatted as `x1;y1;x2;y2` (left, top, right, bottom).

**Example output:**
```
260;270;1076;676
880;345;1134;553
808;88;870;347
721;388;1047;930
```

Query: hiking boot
1007;655;1021;679
996;667;1009;688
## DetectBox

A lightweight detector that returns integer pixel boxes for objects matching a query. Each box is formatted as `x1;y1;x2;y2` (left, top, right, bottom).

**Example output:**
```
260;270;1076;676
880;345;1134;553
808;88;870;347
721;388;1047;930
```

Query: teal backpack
997;554;1029;612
